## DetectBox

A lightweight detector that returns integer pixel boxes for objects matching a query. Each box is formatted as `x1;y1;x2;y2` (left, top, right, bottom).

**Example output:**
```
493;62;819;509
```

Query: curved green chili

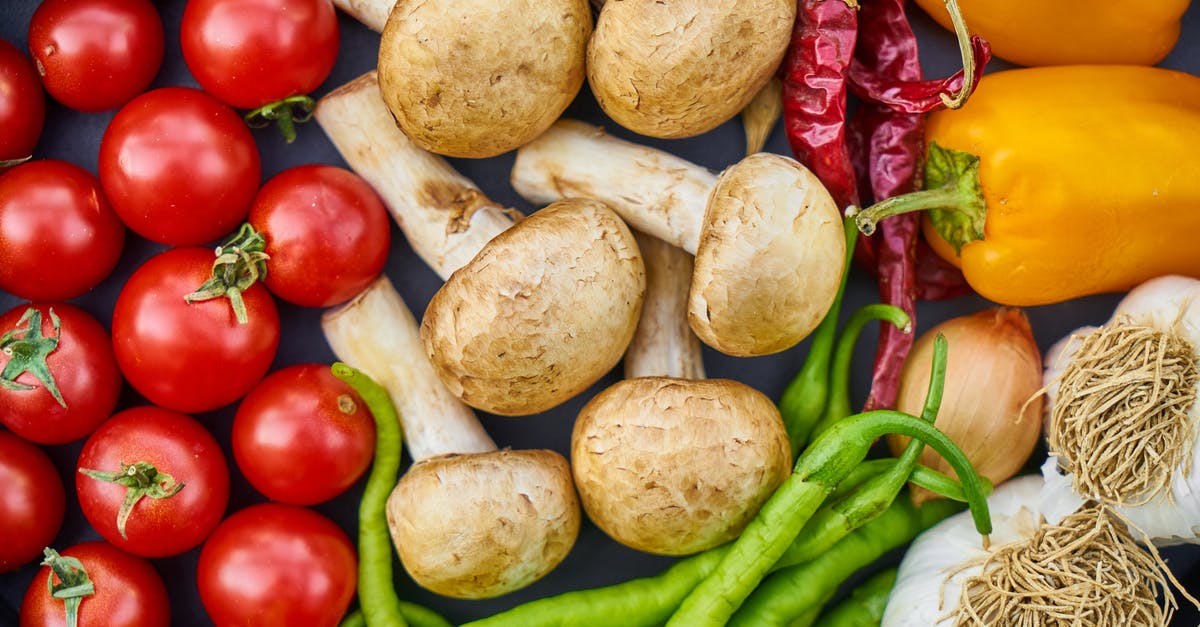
812;568;897;627
816;303;911;435
830;459;985;504
331;363;408;627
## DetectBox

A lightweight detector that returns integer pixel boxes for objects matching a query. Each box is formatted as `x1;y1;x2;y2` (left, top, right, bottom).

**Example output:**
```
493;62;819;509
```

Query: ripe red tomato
233;364;375;505
76;406;230;558
0;303;122;445
0;160;126;300
0;431;64;572
98;87;261;246
111;247;279;414
181;0;338;110
197;503;356;627
20;541;170;627
0;39;44;165
26;0;164;112
249;165;391;307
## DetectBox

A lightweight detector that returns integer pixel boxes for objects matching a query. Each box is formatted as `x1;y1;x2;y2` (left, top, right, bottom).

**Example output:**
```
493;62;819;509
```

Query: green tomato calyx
0;307;66;408
184;223;270;325
42;547;95;627
78;461;186;540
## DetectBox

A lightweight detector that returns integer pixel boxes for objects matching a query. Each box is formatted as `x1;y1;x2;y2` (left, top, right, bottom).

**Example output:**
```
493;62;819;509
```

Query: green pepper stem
814;304;911;435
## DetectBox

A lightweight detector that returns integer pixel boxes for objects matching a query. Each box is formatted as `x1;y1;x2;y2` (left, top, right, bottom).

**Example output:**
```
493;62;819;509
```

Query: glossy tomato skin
0;432;64;572
181;0;338;109
249;165;391;307
233;364;375;505
26;0;164;112
0;302;122;444
0;39;45;164
98;87;261;246
0;160;126;300
197;503;356;627
76;406;230;558
20;541;170;627
111;247;279;413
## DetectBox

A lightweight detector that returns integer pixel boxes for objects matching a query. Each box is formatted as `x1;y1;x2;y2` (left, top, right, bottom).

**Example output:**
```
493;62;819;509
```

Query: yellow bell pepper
912;0;1189;67
854;65;1200;307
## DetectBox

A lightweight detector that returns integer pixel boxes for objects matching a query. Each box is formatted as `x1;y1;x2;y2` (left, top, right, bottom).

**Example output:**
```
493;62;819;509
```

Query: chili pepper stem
816;303;911;434
939;0;977;109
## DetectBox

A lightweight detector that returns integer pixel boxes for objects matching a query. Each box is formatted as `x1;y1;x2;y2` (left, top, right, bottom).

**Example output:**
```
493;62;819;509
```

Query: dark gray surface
0;1;1198;624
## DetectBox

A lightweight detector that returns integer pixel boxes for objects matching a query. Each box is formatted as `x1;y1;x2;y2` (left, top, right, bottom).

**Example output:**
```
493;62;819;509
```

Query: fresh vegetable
0;431;64;572
587;0;794;139
233;363;375;505
248;164;391;307
513;120;845;357
812;568;897;627
623;232;705;381
913;0;1188;67
98;86;262;246
196;503;357;626
111;246;279;413
76;406;230;557
323;276;580;598
26;0;163;112
1041;275;1200;543
883;474;1197;626
180;0;339;143
0;303;121;445
741;77;783;156
0;160;125;300
888;308;1042;498
377;0;591;158
0;39;44;167
20;542;170;627
855;65;1200;306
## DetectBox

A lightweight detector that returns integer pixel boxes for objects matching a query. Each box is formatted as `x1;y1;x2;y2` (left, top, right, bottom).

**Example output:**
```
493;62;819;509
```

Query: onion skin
889;308;1043;499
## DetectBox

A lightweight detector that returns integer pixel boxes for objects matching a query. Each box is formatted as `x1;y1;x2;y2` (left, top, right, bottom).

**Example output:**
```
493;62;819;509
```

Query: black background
1;0;1198;624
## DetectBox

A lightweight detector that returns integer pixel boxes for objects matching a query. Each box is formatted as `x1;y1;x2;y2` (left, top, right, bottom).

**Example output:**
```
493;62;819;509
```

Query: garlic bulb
1042;275;1200;544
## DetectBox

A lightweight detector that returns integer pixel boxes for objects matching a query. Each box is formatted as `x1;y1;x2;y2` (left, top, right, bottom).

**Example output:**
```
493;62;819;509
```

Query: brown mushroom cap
587;0;795;139
571;377;792;555
689;152;845;357
378;0;591;158
387;449;580;598
421;198;645;415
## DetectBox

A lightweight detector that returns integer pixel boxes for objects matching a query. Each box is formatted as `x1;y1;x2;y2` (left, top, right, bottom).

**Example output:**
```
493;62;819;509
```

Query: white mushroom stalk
323;278;579;598
624;232;704;381
512;119;845;357
1040;274;1200;544
883;475;1194;626
331;0;390;32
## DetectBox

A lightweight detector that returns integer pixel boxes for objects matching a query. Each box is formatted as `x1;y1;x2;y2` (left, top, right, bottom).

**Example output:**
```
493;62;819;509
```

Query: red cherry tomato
0;303;122;445
0;431;64;572
233;364;375;505
20;541;170;627
26;0;164;112
249;165;391;307
98;87;261;246
0;160;126;300
76;406;230;558
0;39;45;165
181;0;338;110
111;247;279;413
197;503;356;627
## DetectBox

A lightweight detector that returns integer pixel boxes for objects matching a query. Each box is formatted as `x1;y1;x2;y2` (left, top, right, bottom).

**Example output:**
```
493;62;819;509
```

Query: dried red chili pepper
781;0;860;210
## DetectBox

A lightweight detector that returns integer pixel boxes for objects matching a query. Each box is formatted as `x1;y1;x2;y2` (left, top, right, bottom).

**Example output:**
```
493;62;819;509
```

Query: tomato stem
244;95;317;144
41;548;95;627
184;223;270;324
0;307;66;408
78;461;185;540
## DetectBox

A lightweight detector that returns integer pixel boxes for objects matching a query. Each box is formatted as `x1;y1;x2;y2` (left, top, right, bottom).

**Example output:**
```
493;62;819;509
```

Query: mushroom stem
331;0;391;32
511;119;713;253
315;71;518;280
624;232;705;380
322;275;495;461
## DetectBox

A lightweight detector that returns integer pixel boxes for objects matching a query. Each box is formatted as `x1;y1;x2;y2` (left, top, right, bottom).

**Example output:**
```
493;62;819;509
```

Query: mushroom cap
689;152;845;357
571;377;792;555
421;198;645;415
587;0;795;139
378;0;591;158
386;449;581;598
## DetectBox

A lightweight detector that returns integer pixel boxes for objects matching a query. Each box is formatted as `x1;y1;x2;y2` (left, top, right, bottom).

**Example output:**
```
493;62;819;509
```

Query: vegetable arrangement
1;0;1199;625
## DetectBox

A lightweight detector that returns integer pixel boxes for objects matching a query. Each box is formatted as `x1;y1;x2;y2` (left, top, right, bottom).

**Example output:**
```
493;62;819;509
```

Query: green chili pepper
812;568;897;627
816;303;911;435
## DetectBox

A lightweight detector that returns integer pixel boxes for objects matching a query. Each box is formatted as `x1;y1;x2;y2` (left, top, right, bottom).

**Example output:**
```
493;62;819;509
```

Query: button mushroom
588;0;795;138
570;234;792;555
512;119;846;357
323;277;580;598
377;0;592;158
317;74;646;417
